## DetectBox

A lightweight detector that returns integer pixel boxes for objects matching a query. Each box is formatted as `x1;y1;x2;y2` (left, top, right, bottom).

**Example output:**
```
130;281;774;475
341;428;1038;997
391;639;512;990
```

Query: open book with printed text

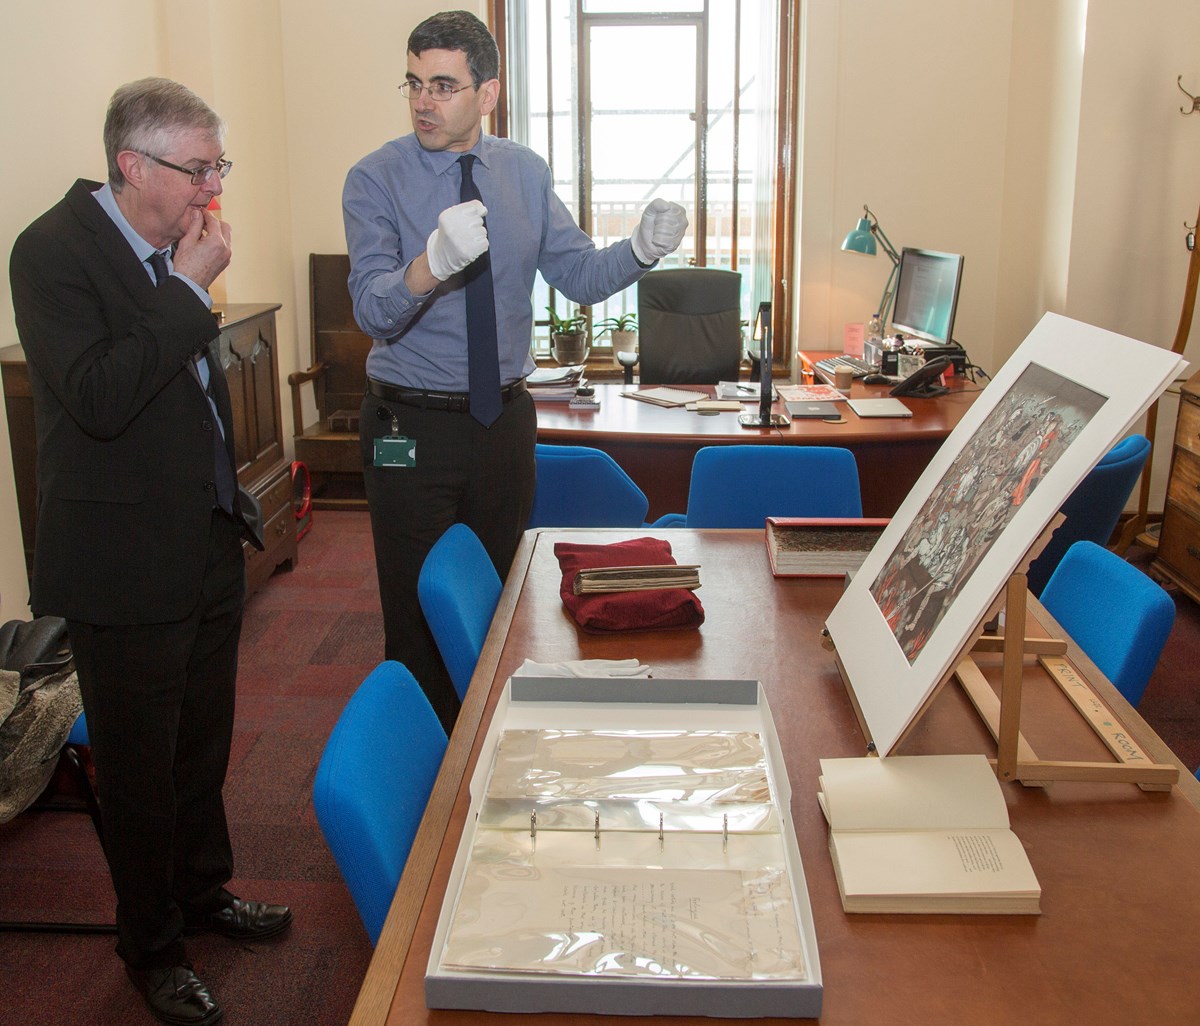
818;754;1040;914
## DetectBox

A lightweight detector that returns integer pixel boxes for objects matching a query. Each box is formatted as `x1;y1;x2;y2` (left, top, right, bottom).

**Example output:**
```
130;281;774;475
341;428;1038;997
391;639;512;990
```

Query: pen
737;385;754;394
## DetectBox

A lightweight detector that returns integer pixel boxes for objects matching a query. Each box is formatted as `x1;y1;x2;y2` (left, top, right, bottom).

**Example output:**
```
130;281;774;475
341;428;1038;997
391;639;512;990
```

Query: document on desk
716;380;778;401
776;383;847;404
439;726;804;981
426;679;824;1017
622;386;709;407
441;843;806;981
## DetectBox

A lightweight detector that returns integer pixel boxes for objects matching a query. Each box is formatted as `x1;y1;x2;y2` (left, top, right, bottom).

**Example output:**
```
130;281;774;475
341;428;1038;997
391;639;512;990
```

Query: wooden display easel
829;542;1179;791
952;571;1178;791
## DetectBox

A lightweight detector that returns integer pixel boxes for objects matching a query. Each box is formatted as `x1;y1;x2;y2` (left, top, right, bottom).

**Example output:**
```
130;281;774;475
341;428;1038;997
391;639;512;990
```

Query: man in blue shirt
344;10;686;729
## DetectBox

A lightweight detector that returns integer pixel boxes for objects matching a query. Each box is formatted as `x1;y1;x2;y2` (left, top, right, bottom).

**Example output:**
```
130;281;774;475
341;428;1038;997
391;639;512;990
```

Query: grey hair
104;77;225;190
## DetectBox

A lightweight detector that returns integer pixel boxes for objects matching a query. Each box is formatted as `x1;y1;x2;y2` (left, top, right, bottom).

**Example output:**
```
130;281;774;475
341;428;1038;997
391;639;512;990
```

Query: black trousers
68;510;246;970
359;390;537;731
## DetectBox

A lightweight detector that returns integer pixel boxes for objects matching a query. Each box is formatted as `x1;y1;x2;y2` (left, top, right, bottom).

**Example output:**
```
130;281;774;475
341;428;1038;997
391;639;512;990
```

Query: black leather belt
367;377;526;413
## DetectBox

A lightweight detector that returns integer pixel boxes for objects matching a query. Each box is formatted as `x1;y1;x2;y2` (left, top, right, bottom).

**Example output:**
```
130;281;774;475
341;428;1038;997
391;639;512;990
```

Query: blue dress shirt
342;133;646;391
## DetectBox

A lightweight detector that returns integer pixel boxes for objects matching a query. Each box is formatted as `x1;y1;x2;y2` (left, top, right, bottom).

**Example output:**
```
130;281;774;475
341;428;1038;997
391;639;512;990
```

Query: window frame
487;0;799;369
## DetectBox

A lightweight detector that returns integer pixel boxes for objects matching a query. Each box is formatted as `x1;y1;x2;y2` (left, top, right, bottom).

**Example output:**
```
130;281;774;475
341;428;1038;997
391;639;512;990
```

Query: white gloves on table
631;198;688;265
425;200;489;280
514;658;651;678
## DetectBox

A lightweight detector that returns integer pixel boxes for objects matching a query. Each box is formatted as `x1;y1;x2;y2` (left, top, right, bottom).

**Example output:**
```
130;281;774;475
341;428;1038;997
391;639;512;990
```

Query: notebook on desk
785;400;841;419
846;398;913;419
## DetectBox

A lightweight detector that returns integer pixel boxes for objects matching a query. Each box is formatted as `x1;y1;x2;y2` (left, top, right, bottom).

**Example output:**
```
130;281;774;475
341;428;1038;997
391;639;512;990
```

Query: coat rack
1115;76;1200;554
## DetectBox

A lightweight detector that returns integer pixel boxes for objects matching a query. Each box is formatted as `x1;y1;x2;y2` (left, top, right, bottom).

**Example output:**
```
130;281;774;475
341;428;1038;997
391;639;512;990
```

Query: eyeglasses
146;154;233;186
398;80;474;101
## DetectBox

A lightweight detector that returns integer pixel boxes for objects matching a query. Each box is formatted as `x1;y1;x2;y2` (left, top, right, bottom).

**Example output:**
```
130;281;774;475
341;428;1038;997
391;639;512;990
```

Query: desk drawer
244;492;297;593
256;465;293;523
1166;445;1200;517
1175;394;1200;459
1156;500;1200;581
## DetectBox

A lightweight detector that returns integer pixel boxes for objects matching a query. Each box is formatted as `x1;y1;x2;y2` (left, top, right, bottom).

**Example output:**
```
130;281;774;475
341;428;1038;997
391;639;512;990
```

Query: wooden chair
288;254;372;508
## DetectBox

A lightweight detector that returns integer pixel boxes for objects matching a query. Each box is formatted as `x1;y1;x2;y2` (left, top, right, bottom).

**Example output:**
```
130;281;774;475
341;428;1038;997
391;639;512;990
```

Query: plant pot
610;329;638;367
551;331;589;366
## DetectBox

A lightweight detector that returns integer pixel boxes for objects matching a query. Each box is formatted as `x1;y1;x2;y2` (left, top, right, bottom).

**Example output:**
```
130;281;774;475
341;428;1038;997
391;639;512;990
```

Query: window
494;0;797;362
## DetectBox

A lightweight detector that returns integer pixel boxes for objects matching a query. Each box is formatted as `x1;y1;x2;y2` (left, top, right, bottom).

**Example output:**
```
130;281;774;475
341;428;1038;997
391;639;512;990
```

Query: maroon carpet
1128;542;1200;773
0;513;380;1026
1;515;1196;1025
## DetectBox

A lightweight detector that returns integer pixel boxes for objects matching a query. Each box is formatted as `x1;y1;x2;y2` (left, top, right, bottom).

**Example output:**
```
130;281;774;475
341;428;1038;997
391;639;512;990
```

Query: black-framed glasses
146;154;233;186
398;80;474;101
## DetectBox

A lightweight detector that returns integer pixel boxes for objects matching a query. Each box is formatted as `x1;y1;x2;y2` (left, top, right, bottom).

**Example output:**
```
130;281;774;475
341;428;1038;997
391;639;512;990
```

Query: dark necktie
147;249;236;513
147;249;170;285
457;154;502;427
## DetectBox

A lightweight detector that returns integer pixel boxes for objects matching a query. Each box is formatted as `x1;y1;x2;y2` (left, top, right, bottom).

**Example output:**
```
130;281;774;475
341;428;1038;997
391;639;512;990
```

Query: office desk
352;529;1200;1026
535;381;978;519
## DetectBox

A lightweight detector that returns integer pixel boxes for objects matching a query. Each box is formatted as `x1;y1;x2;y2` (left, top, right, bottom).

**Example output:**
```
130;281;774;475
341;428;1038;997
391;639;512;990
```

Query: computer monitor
890;247;964;346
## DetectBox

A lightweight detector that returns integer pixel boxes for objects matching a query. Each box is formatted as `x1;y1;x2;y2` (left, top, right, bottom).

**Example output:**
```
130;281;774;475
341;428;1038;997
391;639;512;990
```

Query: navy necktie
457;154;502;427
148;249;236;512
147;249;170;285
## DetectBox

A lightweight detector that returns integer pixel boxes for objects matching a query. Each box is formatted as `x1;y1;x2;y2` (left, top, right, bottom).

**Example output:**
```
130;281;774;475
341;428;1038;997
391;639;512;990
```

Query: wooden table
350;528;1200;1026
535;379;979;520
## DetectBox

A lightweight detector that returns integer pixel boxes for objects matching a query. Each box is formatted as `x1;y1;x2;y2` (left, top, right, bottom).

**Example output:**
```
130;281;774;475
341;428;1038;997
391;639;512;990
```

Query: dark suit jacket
9;179;262;625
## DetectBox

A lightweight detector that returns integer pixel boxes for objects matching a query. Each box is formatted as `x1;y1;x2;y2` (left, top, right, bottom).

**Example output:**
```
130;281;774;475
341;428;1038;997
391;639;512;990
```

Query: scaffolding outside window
495;0;795;363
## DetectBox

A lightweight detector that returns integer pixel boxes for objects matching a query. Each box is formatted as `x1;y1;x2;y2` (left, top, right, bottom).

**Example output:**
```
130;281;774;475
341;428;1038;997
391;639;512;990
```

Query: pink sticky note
843;322;865;357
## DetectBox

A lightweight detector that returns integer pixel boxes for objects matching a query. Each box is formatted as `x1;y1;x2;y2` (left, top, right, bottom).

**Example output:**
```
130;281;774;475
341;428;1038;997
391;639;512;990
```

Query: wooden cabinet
216;303;298;596
1;302;297;599
1152;368;1200;603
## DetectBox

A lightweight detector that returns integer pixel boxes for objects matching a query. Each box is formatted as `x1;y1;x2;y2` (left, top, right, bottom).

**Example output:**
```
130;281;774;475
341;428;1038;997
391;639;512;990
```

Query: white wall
0;2;165;623
0;0;470;622
3;0;1199;623
797;0;1200;515
277;0;467;401
1065;0;1200;496
798;0;1016;373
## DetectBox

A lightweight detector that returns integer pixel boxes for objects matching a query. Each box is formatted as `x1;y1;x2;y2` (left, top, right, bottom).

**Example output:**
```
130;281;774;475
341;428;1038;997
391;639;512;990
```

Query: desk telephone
889;355;952;398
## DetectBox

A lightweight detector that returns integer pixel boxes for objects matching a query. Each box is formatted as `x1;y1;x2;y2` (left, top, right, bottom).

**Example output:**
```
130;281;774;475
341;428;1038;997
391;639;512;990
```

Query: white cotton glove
631;198;688;265
425;200;489;280
514;658;652;678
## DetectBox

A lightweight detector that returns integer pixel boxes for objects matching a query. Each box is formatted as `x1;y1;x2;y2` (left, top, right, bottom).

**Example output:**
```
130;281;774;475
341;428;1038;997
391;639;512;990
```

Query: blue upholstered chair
418;524;502;701
313;661;447;945
62;712;103;844
528;444;650;528
651;445;863;528
1025;434;1151;597
1039;540;1175;708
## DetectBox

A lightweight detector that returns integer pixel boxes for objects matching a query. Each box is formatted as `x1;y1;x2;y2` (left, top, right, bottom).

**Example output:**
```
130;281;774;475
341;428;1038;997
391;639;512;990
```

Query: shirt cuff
172;272;213;309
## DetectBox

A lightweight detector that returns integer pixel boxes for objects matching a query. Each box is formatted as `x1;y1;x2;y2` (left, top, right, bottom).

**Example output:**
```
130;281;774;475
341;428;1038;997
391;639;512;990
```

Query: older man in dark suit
9;77;290;1026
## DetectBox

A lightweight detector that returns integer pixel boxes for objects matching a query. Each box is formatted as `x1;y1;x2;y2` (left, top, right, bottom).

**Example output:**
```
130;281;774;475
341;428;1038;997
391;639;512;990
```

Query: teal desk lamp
842;205;900;325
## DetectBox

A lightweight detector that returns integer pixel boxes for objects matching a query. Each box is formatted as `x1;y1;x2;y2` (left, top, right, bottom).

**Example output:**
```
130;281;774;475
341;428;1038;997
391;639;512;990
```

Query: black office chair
624;268;743;385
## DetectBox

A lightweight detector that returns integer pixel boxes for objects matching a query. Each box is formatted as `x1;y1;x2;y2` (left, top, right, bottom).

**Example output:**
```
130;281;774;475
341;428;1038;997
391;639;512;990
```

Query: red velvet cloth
553;537;705;633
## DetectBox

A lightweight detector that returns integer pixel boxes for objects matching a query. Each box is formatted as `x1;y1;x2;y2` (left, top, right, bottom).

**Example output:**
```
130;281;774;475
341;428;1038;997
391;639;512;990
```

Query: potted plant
594;312;638;368
546;305;589;365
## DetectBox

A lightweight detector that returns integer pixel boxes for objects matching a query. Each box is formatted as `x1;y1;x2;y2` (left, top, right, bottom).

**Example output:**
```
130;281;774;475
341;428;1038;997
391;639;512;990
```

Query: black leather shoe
201;896;293;939
126;964;223;1026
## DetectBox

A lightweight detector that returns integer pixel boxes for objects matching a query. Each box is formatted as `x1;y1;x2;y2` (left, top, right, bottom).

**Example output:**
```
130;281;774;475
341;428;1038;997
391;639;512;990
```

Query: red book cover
765;517;890;578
